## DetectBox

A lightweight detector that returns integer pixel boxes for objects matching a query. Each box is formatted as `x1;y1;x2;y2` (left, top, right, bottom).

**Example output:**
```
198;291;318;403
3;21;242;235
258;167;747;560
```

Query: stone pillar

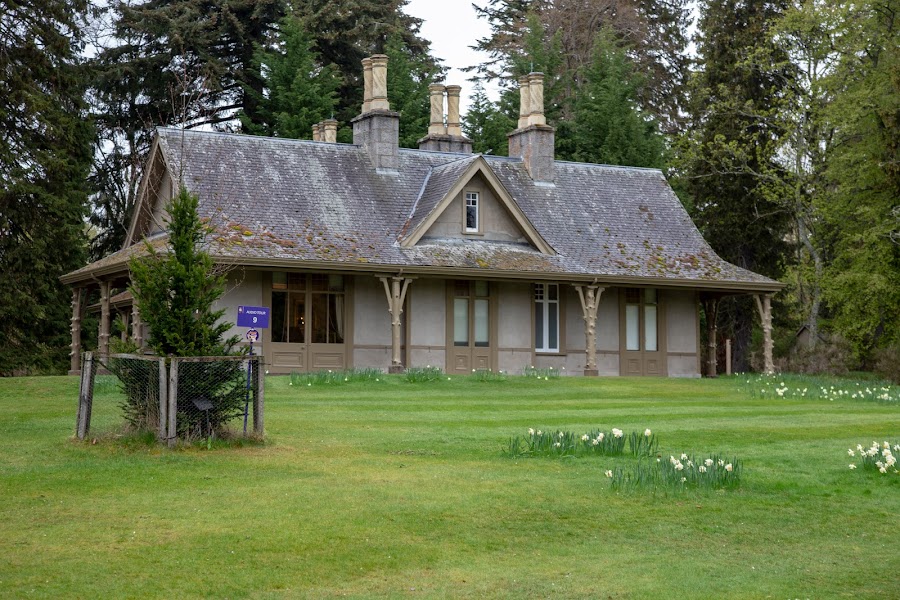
702;296;720;377
446;85;462;137
754;294;775;374
69;287;84;374
362;57;373;113
98;281;112;356
370;54;390;111
527;72;546;126
322;119;338;143
380;276;412;373
575;284;605;376
517;76;531;129
428;84;446;135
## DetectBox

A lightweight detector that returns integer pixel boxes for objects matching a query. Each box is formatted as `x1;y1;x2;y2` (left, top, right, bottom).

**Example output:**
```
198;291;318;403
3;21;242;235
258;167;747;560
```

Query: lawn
1;374;898;599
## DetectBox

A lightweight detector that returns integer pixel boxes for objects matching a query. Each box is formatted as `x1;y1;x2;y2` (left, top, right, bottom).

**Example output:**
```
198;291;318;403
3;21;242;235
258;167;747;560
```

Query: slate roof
64;127;780;291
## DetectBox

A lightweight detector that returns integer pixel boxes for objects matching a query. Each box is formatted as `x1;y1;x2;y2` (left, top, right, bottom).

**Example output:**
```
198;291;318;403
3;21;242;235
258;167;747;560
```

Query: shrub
873;345;900;384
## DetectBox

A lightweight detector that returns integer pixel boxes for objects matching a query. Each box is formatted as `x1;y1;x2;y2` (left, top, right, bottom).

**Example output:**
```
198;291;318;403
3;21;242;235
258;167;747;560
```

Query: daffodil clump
289;368;383;387
404;366;444;383
522;366;563;379
471;368;508;382
847;441;899;475
506;427;656;458
745;373;899;403
606;453;742;491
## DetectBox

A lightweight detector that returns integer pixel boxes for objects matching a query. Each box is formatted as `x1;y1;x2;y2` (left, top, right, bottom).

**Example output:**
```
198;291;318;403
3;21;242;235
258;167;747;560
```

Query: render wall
209;271;701;377
352;275;392;369
495;281;532;374
665;289;700;377
407;278;446;368
215;268;264;353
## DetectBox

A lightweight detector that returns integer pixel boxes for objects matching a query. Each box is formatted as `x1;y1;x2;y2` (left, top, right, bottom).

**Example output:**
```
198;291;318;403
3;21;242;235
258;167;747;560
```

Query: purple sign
237;305;270;328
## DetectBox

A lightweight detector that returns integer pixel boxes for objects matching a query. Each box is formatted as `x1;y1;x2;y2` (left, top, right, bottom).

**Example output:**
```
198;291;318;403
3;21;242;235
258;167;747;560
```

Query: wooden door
448;280;494;373
620;288;666;376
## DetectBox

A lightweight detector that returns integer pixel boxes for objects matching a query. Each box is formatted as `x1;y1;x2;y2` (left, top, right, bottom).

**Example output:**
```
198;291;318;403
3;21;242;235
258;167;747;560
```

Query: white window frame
534;283;560;353
464;191;479;233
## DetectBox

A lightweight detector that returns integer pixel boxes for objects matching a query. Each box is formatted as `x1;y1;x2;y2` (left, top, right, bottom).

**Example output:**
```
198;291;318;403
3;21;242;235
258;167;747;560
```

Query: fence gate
76;353;264;446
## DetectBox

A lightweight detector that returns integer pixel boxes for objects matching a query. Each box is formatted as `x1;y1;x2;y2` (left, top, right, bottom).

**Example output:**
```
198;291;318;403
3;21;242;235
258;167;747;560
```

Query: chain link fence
76;352;264;445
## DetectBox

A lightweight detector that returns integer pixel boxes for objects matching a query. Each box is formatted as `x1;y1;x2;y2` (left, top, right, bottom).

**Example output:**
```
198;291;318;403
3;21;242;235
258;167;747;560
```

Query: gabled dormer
124;135;177;248
400;155;554;255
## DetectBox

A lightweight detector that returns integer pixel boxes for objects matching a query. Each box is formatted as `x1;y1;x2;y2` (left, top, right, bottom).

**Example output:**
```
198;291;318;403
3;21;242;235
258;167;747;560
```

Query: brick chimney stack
508;72;555;183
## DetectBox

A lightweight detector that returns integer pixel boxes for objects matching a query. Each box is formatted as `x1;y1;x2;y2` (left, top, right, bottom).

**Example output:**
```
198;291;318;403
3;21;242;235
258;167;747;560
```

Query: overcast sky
403;0;496;113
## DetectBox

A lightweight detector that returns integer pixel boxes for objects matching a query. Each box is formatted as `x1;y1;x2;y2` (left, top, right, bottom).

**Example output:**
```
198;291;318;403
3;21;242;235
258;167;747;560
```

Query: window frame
534;283;560;354
464;191;480;233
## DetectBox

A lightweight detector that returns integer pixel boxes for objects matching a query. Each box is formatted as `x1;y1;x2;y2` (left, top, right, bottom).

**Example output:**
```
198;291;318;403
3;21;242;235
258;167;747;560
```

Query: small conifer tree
130;186;238;357
126;186;243;438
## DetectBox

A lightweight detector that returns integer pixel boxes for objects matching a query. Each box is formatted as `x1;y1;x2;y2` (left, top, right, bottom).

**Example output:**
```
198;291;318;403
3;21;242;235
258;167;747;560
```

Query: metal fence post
253;356;265;435
76;352;95;440
167;358;178;447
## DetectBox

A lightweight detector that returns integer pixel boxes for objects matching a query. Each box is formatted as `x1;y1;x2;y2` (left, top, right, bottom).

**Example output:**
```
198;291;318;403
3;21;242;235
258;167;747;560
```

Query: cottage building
63;55;781;377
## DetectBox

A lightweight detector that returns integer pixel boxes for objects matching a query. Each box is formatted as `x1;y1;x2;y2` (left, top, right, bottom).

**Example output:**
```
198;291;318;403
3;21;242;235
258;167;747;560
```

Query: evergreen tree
242;15;339;138
0;0;93;374
462;82;514;156
128;185;244;436
819;0;900;359
293;0;437;127
561;29;665;168
129;186;238;357
471;0;691;132
384;33;443;149
678;0;794;371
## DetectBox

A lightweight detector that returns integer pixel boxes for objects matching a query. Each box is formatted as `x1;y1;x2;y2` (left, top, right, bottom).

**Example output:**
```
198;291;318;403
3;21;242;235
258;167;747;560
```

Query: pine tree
129;186;238;357
470;0;691;132
462;82;514;156
561;29;665;168
384;33;444;149
293;0;437;127
678;0;794;371
128;185;244;436
0;0;93;374
242;15;339;139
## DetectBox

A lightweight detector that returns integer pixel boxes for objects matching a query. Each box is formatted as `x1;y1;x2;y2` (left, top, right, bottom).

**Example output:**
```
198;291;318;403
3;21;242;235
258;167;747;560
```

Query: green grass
1;374;899;599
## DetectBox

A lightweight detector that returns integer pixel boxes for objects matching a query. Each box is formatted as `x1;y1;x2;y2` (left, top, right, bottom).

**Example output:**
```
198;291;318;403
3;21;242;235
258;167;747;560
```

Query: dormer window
465;191;479;233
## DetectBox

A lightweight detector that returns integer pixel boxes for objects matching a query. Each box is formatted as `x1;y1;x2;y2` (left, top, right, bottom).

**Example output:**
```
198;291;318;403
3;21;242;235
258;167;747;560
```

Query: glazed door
448;280;493;373
268;273;347;372
621;288;666;376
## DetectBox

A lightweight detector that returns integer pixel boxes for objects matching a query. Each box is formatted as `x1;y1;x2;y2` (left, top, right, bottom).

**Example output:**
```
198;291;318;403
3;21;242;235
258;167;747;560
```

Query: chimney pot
446;85;462;137
428;84;446;135
322;119;338;143
362;58;373;113
527;72;546;126
312;123;322;141
369;54;390;111
517;76;531;129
